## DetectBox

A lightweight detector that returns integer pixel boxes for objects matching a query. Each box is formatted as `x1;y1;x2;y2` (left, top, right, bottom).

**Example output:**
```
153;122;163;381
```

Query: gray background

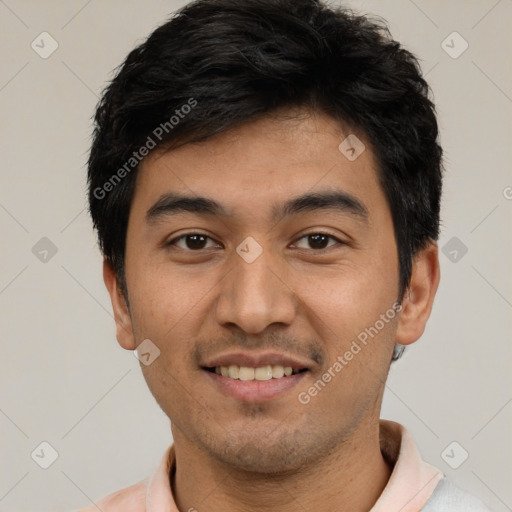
1;1;511;511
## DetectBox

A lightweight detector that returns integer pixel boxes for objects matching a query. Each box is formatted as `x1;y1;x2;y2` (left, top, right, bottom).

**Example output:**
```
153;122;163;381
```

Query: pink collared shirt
74;420;448;512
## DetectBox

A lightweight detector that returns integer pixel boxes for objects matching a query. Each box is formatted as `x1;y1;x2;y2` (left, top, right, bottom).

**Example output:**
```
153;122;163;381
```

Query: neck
171;418;392;512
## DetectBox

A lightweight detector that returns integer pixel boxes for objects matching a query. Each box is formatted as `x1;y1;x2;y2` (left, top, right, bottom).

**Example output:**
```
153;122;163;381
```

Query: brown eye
307;234;330;249
167;233;217;250
294;233;342;250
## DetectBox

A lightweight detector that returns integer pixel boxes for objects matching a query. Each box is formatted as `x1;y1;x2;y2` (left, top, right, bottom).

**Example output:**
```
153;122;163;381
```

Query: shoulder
73;479;148;512
422;476;493;512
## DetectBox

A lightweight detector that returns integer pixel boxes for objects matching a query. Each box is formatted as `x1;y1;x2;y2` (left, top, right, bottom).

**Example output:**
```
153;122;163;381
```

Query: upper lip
202;351;312;370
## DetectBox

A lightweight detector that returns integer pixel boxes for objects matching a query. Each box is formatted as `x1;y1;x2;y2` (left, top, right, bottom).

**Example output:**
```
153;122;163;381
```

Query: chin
220;444;308;474
205;428;329;475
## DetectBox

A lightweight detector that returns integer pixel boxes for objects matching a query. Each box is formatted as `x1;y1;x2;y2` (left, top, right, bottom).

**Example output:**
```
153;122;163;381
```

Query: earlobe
395;242;440;346
103;260;136;351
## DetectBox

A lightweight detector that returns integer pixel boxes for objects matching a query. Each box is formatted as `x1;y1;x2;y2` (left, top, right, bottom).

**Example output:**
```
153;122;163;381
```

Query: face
106;108;438;473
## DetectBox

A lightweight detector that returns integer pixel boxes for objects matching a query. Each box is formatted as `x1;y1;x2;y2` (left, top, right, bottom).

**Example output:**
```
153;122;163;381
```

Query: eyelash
166;231;345;252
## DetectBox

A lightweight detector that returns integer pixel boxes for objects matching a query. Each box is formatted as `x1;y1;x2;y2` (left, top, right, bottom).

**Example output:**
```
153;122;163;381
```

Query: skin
104;107;440;512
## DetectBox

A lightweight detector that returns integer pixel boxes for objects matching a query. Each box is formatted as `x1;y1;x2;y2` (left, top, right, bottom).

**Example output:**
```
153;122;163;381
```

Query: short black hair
88;0;442;310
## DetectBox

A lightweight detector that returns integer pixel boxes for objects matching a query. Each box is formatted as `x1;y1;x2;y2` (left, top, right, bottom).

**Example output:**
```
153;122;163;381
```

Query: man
80;0;491;510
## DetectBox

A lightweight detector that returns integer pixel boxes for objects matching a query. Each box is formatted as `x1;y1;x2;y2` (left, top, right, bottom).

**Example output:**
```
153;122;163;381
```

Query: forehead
132;109;386;223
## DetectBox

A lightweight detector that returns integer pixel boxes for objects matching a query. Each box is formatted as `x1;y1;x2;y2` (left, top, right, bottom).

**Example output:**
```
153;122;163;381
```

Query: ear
103;260;136;350
395;241;440;346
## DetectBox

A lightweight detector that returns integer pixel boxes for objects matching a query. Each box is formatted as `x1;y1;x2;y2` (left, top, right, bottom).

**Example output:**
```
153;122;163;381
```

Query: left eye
293;233;341;250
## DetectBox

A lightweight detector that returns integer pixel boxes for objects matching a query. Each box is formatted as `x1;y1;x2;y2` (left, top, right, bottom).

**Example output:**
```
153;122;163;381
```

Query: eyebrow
146;190;369;225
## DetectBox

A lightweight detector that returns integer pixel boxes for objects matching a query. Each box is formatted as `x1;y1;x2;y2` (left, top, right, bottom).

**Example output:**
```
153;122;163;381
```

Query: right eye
166;233;221;251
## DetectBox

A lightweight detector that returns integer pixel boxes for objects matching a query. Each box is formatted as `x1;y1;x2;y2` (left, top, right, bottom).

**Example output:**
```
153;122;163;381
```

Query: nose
214;245;297;335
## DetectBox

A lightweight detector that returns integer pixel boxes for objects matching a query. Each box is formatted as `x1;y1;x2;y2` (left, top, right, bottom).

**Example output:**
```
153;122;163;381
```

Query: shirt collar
370;420;443;512
146;420;443;512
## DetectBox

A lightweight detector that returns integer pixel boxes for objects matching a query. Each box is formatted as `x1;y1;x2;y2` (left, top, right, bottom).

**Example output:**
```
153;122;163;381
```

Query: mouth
204;364;308;381
201;353;311;402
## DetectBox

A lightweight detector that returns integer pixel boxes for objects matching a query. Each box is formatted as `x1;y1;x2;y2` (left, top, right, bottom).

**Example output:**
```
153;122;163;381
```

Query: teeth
215;364;300;381
228;365;239;379
272;365;284;378
239;367;254;381
254;366;272;381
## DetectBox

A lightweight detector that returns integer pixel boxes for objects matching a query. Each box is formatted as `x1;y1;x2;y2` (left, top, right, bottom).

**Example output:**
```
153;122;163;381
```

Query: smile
206;365;307;381
201;351;312;401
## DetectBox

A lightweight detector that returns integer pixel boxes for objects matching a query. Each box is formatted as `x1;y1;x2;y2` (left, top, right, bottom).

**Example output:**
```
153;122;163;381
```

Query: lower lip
203;369;308;402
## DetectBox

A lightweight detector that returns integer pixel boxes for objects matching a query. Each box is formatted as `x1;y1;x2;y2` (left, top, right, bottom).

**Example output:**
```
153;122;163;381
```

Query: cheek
127;258;214;330
294;255;398;324
288;250;399;371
